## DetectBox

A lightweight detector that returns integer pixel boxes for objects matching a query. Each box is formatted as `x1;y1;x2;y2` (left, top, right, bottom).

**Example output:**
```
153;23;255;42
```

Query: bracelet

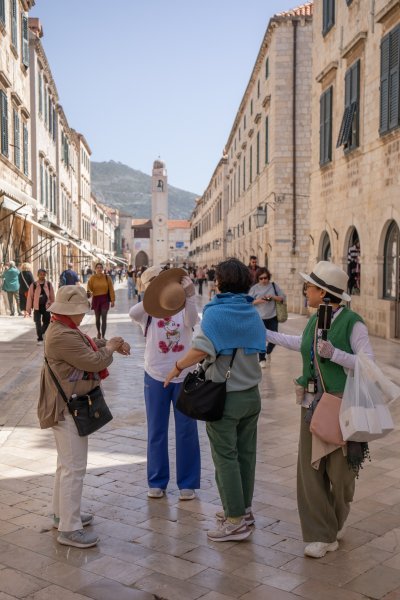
175;360;183;374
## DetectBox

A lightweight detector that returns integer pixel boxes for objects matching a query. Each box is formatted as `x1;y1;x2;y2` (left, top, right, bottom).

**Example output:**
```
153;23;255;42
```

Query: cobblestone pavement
1;286;400;600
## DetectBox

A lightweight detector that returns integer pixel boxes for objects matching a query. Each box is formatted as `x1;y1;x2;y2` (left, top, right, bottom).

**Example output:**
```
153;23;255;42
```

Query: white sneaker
147;488;165;499
179;489;195;501
259;360;267;368
265;355;271;364
304;540;339;558
207;518;253;542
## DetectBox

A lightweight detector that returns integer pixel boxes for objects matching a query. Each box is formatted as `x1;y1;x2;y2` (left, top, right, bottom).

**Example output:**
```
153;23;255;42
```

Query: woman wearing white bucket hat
38;285;130;549
266;261;374;558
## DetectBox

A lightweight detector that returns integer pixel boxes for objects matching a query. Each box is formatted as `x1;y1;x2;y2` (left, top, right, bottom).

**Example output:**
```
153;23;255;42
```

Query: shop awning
0;195;33;216
26;217;69;245
67;238;97;259
113;256;129;265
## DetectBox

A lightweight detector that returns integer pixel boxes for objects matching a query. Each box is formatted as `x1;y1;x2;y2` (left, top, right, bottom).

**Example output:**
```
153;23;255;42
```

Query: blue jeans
127;278;135;299
144;372;201;490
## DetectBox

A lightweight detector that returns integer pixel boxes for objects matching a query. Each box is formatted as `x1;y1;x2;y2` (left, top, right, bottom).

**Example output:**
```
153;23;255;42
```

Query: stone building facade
310;0;400;339
190;4;313;312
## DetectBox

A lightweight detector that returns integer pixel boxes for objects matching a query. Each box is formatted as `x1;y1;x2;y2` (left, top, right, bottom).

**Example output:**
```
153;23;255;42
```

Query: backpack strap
144;315;152;337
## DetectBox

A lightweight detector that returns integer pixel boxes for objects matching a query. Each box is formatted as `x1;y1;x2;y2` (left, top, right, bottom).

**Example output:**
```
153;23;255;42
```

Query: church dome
153;159;166;169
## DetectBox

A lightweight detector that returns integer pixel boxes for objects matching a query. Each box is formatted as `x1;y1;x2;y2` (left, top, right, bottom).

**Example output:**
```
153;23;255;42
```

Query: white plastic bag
339;352;397;442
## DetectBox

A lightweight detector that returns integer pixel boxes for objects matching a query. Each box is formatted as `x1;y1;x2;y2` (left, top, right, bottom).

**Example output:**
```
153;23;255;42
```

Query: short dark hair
256;267;271;281
216;258;252;294
95;262;104;268
249;255;257;261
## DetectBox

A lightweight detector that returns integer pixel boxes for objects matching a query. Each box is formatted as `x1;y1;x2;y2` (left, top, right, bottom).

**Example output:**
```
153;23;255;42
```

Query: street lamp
253;205;267;228
38;213;52;229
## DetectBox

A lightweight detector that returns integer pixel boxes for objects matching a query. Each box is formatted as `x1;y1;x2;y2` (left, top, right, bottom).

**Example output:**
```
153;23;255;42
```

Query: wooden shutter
38;72;43;114
256;131;260;174
265;116;269;164
40;163;44;204
380;33;390;133
13;109;20;167
22;14;29;67
1;90;8;157
0;0;5;25
320;93;325;163
52;106;57;141
249;145;253;183
325;87;332;162
389;26;400;130
23;123;28;176
11;0;17;50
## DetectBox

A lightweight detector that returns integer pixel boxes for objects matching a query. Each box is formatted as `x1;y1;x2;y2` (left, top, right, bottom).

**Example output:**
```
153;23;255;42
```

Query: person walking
207;264;216;300
165;258;266;542
18;262;34;314
126;265;136;300
60;263;80;287
26;268;55;344
196;265;206;296
87;263;115;340
266;261;373;558
249;268;286;367
248;255;260;286
39;285;130;548
1;261;22;316
129;267;201;501
136;268;146;302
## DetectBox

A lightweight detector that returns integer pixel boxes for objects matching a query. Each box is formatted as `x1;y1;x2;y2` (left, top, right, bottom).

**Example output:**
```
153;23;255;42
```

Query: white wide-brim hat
48;285;90;315
299;261;351;302
143;268;187;318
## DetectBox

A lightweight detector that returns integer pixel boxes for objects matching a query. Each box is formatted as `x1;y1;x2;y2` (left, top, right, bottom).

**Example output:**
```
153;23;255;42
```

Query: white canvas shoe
147;488;165;498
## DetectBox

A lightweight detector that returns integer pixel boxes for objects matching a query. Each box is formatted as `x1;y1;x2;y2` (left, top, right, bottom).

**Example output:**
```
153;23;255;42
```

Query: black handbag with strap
45;358;113;436
176;349;237;422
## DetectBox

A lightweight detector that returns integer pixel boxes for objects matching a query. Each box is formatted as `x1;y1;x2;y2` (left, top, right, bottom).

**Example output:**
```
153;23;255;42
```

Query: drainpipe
292;19;297;255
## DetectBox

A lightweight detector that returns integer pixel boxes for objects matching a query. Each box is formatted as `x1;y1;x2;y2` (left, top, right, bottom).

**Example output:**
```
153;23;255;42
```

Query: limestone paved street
1;285;400;600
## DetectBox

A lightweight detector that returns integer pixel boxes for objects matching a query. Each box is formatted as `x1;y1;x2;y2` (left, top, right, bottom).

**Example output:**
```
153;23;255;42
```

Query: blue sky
31;1;302;194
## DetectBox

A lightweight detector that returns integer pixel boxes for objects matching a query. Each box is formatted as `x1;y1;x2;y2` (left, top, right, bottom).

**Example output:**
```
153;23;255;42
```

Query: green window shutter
1;90;9;157
243;156;246;190
265;57;269;79
23;123;28;176
388;26;400;130
13;109;20;168
265;116;269;164
48;100;52;134
11;0;17;50
256;131;260;174
380;33;390;133
45;170;49;209
40;163;44;204
38;72;43;114
320;87;332;164
22;14;29;67
52;106;57;141
0;0;5;25
44;87;48;125
323;0;335;35
249;145;253;184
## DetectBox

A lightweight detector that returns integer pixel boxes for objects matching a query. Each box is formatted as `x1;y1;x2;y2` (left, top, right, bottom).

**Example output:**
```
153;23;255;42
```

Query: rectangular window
256;131;260;174
250;99;253;116
0;0;5;26
40;162;44;204
0;90;8;157
13;109;20;168
52;107;56;141
38;72;43;115
265;57;269;79
380;25;400;135
238;165;240;196
243;156;246;191
11;0;17;50
265;116;269;164
322;0;335;36
23;123;28;176
257;79;260;98
337;60;360;151
44;87;48;126
243;114;246;130
320;86;333;165
21;14;29;67
48;99;52;134
45;169;49;209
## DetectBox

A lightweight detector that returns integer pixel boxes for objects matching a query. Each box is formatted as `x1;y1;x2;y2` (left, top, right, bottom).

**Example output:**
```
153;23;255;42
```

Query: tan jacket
38;321;113;428
26;280;55;313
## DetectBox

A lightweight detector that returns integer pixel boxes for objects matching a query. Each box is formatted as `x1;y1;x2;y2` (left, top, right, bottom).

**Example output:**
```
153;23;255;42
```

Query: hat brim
143;268;187;318
299;272;351;302
48;301;90;315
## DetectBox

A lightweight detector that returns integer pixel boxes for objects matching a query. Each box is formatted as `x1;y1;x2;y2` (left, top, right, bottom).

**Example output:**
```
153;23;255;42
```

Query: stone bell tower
151;159;169;266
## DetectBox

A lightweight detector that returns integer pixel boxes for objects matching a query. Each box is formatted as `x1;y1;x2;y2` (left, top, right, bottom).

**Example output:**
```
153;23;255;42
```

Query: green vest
296;308;364;393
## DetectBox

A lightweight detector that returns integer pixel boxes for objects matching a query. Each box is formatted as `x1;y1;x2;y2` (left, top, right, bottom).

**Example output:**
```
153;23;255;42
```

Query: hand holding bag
45;358;113;436
309;328;345;446
176;349;237;422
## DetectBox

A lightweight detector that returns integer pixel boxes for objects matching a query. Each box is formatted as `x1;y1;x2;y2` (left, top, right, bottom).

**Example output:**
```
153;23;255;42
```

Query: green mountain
91;160;198;219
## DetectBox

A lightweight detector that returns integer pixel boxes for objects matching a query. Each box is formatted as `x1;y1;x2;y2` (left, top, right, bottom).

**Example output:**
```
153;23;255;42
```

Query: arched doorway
347;227;360;295
383;221;400;338
135;251;149;268
320;232;331;261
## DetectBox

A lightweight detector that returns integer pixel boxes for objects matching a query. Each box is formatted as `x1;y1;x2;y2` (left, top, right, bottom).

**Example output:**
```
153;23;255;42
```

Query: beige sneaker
215;509;255;525
147;488;165;499
207;519;253;542
304;541;339;558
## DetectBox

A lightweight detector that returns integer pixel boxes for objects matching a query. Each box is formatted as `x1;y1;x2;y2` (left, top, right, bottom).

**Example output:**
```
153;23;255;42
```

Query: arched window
384;221;399;300
320;232;331;261
347;228;360;295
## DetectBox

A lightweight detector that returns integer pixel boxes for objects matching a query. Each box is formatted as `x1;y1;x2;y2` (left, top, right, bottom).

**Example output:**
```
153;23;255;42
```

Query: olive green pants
297;407;356;543
206;386;261;518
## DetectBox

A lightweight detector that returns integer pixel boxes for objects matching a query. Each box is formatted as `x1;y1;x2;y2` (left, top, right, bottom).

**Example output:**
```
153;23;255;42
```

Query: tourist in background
248;255;260;286
26;268;55;344
19;262;34;314
126;264;136;300
87;263;115;340
1;261;22;316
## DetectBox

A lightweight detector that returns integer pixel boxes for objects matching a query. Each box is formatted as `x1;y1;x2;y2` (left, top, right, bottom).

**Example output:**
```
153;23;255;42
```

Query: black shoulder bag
176;349;237;422
45;358;113;436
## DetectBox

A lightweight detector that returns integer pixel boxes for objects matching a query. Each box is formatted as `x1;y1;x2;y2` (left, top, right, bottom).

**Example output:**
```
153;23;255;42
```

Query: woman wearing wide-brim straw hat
129;267;201;501
266;261;374;558
38;285;130;549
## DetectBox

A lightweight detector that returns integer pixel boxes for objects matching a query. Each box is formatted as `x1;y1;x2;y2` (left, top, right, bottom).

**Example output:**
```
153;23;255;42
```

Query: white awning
26;217;69;245
68;238;97;259
113;256;129;265
0;195;33;216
